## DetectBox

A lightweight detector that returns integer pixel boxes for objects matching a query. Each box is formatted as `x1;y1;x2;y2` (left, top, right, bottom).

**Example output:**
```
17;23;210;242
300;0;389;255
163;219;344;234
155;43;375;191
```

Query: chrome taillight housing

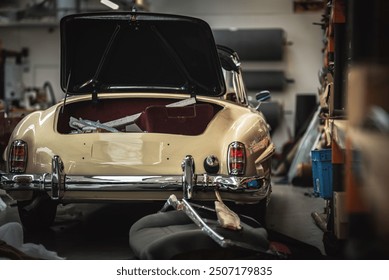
8;140;28;173
227;141;246;175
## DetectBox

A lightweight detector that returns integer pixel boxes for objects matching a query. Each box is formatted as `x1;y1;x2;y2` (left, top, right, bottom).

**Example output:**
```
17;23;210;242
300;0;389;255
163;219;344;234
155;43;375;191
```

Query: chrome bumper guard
0;155;269;200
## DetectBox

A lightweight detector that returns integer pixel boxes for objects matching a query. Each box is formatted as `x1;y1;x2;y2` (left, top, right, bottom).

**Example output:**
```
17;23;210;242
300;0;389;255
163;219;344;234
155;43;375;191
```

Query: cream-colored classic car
0;12;274;230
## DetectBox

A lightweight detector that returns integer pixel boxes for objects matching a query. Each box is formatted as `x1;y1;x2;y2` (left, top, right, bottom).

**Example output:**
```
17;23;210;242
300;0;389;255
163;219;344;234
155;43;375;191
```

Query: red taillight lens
9;140;28;173
228;142;246;175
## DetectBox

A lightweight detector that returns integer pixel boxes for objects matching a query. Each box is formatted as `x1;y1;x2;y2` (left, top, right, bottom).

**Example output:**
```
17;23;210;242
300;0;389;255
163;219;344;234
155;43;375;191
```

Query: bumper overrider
0;155;270;203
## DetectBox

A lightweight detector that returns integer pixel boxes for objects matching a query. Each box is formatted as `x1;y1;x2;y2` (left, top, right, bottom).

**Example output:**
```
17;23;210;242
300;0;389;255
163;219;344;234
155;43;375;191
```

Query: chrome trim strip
160;195;235;248
181;198;228;247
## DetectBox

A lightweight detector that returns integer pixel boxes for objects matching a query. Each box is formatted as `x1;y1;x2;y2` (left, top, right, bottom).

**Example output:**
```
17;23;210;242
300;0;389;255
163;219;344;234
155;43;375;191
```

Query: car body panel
6;93;271;177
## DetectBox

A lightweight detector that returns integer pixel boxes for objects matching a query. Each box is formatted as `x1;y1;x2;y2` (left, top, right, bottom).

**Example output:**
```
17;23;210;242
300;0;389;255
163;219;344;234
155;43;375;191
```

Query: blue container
311;149;332;199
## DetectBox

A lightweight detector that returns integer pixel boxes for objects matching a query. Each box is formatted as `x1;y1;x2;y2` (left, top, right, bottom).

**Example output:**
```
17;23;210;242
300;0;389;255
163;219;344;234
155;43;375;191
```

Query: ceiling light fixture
100;0;119;10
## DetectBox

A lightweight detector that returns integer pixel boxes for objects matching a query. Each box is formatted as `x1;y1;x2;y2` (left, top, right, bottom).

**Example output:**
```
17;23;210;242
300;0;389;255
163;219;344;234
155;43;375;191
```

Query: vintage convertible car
0;12;275;229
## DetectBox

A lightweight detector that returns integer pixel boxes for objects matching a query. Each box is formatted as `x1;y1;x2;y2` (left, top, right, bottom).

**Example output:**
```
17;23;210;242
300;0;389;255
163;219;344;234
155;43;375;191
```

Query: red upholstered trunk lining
57;98;222;135
136;104;214;135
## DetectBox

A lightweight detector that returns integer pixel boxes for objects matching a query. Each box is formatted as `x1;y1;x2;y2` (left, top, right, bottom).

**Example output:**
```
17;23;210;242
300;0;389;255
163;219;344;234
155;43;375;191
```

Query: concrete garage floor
0;181;326;259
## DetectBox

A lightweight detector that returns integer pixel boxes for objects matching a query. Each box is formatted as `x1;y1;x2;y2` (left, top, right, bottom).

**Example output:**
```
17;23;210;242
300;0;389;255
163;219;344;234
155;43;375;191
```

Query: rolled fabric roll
243;70;287;91
213;28;286;61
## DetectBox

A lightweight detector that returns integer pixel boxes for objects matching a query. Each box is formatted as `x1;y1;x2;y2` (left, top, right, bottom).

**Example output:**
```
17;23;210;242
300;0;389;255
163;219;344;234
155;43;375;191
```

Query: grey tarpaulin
0;222;64;259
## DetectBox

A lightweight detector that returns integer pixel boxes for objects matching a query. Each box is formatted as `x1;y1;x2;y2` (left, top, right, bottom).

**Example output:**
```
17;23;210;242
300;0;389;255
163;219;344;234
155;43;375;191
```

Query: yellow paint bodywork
6;93;273;178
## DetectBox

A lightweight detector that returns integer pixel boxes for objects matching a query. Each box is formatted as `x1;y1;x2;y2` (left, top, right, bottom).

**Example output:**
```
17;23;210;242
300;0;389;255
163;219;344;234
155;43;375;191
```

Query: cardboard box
334;191;348;239
347;65;389;127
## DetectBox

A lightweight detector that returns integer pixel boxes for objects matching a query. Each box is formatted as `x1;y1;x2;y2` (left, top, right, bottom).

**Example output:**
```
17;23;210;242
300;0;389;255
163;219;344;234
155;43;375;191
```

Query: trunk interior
57;97;223;135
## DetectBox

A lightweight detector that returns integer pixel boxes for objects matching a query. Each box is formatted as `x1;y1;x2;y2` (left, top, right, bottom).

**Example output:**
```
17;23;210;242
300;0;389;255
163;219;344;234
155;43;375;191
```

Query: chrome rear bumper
0;155;270;202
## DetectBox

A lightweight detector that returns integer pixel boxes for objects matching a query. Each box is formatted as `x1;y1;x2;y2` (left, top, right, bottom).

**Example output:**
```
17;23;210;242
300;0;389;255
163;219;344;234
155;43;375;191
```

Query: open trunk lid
60;12;226;97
